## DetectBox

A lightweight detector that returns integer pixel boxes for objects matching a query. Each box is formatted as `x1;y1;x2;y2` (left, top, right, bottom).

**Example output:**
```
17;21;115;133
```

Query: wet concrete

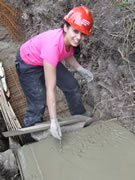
17;120;135;180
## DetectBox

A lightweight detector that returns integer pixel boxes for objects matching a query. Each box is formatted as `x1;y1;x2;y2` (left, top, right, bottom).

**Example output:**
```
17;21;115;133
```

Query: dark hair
74;45;80;55
61;21;80;55
61;21;70;28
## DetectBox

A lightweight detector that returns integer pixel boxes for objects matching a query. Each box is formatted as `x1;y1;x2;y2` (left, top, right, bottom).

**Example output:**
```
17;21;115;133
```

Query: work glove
50;118;62;140
82;111;93;117
77;66;93;83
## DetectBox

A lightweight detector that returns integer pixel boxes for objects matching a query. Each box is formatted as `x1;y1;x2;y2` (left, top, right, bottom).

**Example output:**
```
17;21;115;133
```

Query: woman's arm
43;60;57;119
43;60;62;140
65;55;81;70
65;55;94;83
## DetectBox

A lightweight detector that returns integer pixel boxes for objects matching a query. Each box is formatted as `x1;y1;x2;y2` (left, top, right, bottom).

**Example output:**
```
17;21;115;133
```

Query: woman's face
64;24;85;49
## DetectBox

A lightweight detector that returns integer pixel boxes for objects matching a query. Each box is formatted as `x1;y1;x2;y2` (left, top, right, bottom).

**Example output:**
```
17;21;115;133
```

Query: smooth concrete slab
17;120;135;180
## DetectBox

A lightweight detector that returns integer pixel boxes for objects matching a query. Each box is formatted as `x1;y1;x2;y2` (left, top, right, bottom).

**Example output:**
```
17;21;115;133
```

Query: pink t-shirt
20;28;74;66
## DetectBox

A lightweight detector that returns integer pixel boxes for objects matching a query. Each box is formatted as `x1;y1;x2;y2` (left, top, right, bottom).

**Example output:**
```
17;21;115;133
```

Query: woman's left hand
77;66;94;83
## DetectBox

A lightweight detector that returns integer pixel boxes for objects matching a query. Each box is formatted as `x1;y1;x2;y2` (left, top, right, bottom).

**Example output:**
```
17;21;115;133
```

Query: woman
15;5;93;141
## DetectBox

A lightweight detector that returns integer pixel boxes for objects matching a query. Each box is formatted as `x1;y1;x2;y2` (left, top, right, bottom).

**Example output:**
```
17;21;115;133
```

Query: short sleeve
40;44;59;67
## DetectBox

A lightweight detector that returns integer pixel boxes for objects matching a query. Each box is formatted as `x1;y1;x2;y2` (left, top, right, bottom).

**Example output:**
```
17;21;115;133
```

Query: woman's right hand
50;118;62;140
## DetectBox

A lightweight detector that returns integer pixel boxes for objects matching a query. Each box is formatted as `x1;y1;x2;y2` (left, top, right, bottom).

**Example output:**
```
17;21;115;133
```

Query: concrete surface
17;120;135;180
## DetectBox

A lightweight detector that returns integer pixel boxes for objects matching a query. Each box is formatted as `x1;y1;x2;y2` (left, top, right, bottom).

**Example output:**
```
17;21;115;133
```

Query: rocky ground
0;0;135;179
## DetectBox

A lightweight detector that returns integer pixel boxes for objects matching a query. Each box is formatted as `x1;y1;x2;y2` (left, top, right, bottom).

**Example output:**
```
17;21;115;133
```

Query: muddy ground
0;0;135;179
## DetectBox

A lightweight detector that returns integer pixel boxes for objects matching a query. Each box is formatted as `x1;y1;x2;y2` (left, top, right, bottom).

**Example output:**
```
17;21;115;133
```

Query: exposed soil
0;0;135;179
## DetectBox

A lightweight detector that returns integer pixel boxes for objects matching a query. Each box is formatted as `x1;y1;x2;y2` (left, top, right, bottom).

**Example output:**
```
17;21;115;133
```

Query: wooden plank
2;115;89;137
0;88;15;127
0;87;21;130
0;88;16;130
0;94;13;130
8;101;21;129
0;104;10;129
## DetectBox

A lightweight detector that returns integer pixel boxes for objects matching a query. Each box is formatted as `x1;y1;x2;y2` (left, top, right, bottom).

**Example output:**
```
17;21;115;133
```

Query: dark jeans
15;51;86;127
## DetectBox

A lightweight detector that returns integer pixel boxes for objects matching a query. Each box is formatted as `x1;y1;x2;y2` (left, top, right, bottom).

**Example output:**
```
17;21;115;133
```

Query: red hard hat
64;5;93;36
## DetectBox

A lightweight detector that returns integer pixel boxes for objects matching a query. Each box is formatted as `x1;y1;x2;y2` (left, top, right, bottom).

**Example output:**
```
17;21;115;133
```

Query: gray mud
17;121;135;180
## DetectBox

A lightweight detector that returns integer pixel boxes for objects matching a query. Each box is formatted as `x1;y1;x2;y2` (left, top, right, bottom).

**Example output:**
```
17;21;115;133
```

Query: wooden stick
0;104;10;129
8;101;21;129
0;95;12;130
0;88;16;130
2;115;89;137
